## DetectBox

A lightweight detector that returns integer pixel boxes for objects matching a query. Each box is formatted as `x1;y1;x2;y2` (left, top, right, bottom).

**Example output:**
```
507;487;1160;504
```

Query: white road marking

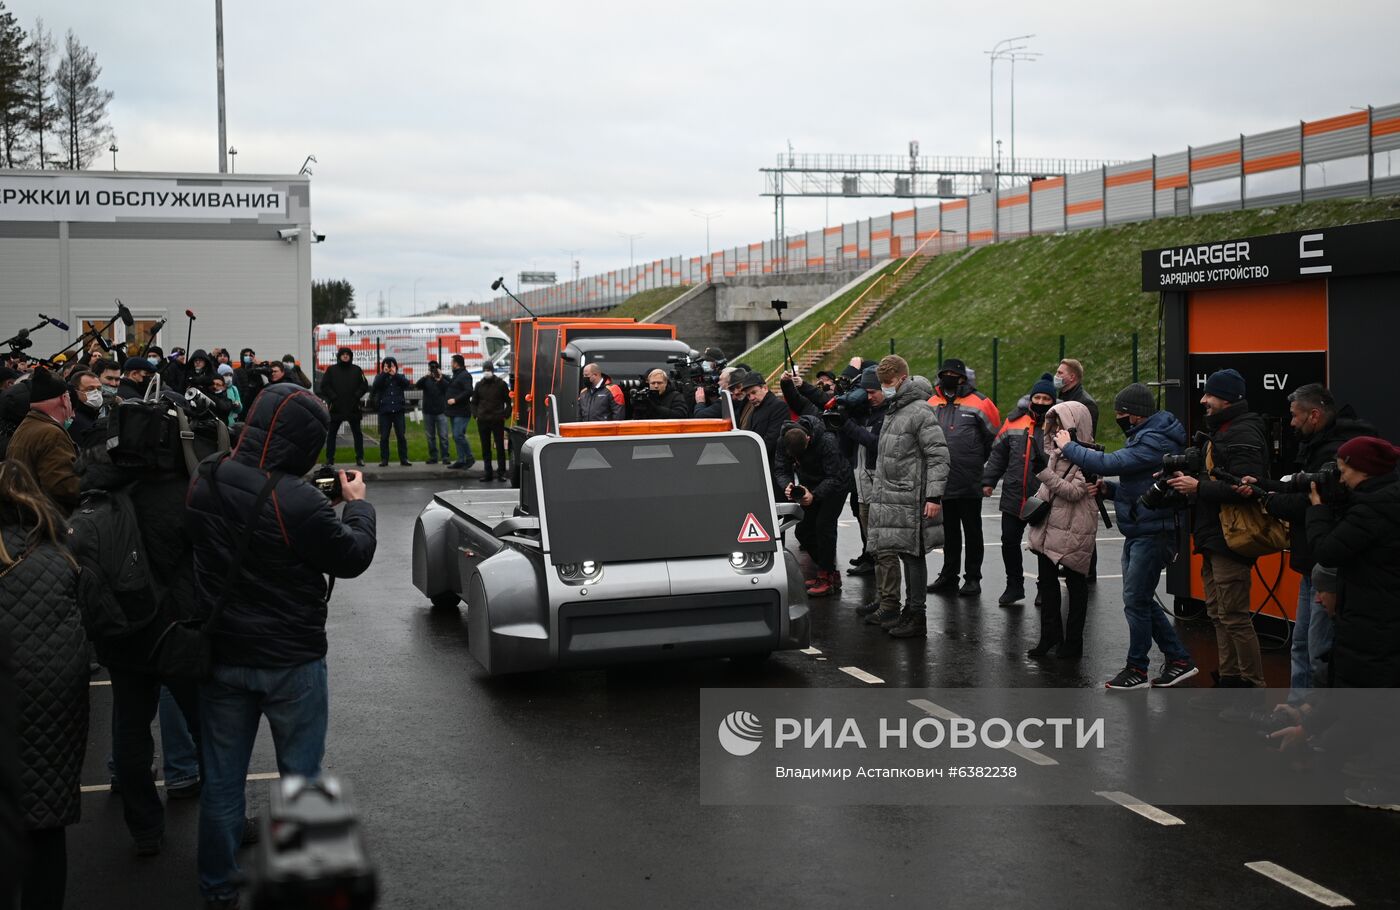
908;698;1058;766
839;666;884;684
1244;861;1354;907
1094;790;1185;826
89;679;111;687
82;771;281;794
799;647;822;655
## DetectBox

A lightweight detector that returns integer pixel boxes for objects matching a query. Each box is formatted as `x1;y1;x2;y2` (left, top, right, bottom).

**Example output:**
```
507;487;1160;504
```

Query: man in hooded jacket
774;415;850;597
867;356;949;639
186;383;376;908
319;347;368;467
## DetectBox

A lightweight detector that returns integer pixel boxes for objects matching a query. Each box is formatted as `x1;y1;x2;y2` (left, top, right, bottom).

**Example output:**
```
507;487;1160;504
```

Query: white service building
0;169;313;365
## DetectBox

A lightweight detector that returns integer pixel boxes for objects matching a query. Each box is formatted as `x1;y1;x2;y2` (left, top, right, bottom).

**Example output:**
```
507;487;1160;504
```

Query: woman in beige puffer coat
1027;399;1098;658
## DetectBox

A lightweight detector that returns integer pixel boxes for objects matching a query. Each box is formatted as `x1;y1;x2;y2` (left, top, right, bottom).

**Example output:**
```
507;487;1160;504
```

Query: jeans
325;414;364;463
1201;552;1264;687
1000;511;1028;590
378;411;408;463
159;686;200;786
109;668;201;843
1288;574;1334;703
478;421;506;471
900;553;929;613
450;416;476;466
937;497;983;581
423;412;451;461
198;659;329;900
1121;533;1191;672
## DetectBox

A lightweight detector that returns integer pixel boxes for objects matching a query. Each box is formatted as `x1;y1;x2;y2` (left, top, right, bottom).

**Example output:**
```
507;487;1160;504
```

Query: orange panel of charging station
1183;280;1328;621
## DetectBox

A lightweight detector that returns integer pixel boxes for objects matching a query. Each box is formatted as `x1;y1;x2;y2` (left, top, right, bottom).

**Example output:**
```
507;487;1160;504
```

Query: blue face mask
881;384;898;397
147;357;159;367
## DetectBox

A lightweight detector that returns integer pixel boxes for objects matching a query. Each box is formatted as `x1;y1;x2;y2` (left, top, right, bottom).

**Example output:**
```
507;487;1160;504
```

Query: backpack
68;485;165;653
1206;442;1290;559
107;374;231;474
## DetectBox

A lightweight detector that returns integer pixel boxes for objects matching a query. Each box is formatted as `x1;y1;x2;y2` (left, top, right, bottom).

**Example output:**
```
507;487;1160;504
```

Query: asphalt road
68;479;1400;909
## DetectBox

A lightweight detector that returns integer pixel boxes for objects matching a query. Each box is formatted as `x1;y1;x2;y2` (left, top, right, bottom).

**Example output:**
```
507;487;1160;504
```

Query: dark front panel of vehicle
538;435;777;564
558;590;780;666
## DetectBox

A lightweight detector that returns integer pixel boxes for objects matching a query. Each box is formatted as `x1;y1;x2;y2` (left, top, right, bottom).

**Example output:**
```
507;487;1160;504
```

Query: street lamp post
986;34;1033;187
228;146;238;173
690;209;723;258
1007;51;1040;175
109;142;118;170
617;231;644;269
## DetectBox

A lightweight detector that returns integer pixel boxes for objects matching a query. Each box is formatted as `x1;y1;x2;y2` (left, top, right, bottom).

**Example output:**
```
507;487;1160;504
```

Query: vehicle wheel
430;592;461;611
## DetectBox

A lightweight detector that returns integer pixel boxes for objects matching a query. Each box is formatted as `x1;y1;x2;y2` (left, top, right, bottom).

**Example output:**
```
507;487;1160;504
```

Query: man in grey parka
865;355;951;639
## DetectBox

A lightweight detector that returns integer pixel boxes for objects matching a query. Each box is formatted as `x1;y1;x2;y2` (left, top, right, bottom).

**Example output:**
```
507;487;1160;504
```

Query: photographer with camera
982;374;1056;606
1056;383;1199;688
186;383;377;910
776;416;851;597
414;360;451;465
633;369;691;420
1165;369;1269;689
186;349;217;393
694;366;739;419
233;348;268;413
927;358;999;597
1239;384;1374;702
863;356;948;639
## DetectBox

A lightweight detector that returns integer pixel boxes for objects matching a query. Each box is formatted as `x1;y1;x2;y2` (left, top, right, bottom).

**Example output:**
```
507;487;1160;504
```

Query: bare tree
21;17;57;168
0;2;31;167
53;28;111;169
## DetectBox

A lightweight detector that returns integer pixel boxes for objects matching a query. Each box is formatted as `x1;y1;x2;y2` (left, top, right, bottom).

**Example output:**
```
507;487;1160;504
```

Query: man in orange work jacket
926;358;1000;597
982;373;1057;605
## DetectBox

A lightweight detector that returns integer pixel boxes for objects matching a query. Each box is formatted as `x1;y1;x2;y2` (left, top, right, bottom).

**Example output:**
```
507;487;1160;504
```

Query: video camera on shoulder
250;775;376;910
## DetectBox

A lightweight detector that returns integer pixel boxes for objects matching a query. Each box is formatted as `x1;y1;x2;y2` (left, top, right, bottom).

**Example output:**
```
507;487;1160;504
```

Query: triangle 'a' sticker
737;512;771;543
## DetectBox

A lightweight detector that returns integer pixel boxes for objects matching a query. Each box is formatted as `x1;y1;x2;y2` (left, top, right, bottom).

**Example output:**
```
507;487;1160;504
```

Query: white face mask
84;389;103;408
881;384;898;397
1052;375;1066;391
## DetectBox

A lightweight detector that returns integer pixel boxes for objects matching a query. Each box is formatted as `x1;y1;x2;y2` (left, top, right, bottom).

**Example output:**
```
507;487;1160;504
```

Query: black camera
312;466;355;501
1138;447;1204;511
822;387;869;430
789;483;808;501
1280;461;1342;499
249;775;377;910
770;299;788;313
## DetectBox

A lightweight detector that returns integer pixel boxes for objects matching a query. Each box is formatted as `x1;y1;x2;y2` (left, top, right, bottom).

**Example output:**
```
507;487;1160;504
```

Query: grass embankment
600;286;689;322
739;262;897;373
809;196;1400;449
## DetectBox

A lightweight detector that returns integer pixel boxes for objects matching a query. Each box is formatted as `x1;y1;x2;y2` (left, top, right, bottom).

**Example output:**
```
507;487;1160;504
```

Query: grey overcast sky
19;0;1400;313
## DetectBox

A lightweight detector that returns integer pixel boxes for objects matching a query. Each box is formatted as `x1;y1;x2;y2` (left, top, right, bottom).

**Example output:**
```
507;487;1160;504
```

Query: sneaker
855;600;883;617
1105;666;1151;690
926;574;958;594
997;587;1025;606
1150;661;1199;688
957;579;981;597
807;572;837;597
464;458;477;469
1345;780;1400;812
887;612;927;638
425;458;439;465
846;560;875;577
865;606;901;627
166;779;201;800
447;461;466;470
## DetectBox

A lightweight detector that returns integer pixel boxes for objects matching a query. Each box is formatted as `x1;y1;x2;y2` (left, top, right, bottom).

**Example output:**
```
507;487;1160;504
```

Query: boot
887;611;927;638
957;578;981;597
865;606;901;627
846;557;875;577
1028;600;1063;657
926;573;958;594
997;585;1025;606
855;600;882;617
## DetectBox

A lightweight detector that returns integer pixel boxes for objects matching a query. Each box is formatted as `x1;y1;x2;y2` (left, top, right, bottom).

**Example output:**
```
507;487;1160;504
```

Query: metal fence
482;101;1400;323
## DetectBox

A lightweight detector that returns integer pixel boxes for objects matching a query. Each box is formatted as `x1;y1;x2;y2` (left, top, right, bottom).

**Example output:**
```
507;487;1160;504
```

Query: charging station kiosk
1142;217;1400;631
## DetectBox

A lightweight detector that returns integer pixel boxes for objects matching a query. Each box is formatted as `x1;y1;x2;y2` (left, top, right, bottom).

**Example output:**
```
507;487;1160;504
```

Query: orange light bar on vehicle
557;419;734;438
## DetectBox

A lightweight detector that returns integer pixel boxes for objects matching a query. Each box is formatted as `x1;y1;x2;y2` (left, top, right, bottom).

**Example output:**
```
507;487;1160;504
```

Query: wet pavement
68;481;1400;909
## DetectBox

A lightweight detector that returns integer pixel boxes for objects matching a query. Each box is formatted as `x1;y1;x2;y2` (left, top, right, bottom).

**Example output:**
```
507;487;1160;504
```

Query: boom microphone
38;313;70;331
491;277;503;291
185;309;197;320
117;302;134;327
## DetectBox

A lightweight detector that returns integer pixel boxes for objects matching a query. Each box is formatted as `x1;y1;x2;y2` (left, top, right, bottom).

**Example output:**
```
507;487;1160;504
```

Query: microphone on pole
38;313;70;332
491;277;538;319
117;301;134;327
184;308;197;354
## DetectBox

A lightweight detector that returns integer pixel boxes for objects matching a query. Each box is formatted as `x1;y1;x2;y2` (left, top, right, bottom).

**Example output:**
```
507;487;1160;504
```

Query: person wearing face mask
1165;368;1270;690
216;364;243;421
161;348;188;393
981;373;1056;606
279;354;312;389
185;350;216;392
926;358;999;597
1054;358;1099;438
1057;383;1199;688
233;347;268;414
6;368;81;515
66;370;107;449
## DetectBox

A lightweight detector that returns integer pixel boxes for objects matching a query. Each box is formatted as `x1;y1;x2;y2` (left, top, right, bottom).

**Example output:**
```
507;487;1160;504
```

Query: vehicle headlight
558;560;603;584
729;551;772;573
729;552;747;568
